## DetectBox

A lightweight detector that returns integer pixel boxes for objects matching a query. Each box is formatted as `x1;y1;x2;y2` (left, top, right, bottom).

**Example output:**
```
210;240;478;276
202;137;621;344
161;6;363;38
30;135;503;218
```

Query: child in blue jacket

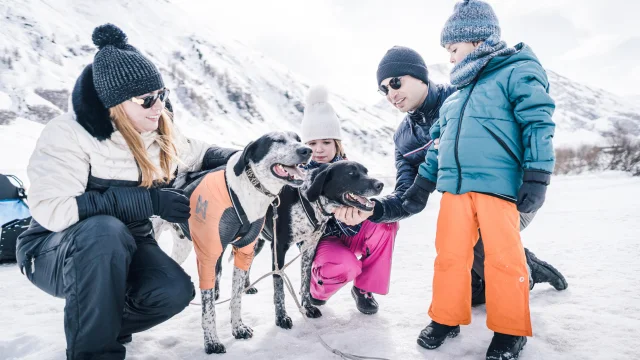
402;1;556;358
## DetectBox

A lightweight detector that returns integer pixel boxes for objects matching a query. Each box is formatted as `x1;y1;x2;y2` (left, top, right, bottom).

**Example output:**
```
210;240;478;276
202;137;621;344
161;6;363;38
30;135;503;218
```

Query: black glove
401;175;436;215
148;188;191;223
517;170;550;213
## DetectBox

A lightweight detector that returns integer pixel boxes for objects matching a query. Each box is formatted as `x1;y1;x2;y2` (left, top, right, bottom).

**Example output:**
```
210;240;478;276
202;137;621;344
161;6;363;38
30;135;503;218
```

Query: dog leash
190;196;390;360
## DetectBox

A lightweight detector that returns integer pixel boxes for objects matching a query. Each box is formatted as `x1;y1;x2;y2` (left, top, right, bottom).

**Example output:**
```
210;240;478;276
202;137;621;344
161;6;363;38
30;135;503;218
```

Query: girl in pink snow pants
301;85;399;314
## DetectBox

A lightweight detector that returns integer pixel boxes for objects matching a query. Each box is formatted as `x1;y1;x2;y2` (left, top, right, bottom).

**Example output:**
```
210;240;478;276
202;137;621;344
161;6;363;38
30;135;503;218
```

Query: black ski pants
20;215;194;360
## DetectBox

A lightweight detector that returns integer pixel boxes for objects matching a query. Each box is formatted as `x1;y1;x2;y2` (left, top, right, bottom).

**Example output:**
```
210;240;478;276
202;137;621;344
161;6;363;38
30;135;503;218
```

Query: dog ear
306;164;331;202
233;140;255;176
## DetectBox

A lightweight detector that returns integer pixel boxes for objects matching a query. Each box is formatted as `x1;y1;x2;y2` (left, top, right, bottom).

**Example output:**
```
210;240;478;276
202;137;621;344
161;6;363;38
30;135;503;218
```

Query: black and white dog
154;131;311;354
259;161;384;329
154;159;383;336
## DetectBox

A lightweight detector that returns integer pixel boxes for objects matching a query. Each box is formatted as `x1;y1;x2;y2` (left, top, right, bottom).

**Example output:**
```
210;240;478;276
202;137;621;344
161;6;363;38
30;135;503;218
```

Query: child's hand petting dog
333;206;373;226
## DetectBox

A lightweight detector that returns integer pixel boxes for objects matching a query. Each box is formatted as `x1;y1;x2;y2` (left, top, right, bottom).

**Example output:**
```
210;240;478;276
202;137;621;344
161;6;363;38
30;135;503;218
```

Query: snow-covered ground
1;170;639;360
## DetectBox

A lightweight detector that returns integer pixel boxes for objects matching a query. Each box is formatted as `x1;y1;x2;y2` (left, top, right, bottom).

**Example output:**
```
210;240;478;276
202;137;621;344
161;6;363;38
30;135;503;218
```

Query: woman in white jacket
16;24;235;360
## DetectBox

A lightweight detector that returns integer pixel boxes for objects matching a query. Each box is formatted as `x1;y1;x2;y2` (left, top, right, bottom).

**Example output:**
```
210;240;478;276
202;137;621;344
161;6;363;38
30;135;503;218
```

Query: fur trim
72;64;114;140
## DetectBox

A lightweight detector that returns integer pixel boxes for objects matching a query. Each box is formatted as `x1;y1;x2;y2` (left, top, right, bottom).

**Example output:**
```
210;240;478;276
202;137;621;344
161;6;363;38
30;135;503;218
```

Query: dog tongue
284;165;305;179
350;193;374;208
349;193;365;204
274;165;288;177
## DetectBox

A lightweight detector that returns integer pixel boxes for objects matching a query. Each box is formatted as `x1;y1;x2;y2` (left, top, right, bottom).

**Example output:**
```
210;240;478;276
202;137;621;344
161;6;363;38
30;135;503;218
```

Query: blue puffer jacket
370;81;457;223
418;43;556;199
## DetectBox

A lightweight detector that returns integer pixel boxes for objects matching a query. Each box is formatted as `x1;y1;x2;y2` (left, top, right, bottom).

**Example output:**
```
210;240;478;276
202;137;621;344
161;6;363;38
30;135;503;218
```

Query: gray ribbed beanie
440;0;501;47
91;24;164;108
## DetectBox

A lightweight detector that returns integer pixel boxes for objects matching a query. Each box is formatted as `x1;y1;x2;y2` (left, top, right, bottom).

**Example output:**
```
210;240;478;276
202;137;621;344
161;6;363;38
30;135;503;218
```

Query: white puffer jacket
27;111;210;232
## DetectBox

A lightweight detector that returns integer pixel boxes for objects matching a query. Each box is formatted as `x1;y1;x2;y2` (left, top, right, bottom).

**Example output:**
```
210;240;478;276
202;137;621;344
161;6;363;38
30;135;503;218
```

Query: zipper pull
31;257;35;274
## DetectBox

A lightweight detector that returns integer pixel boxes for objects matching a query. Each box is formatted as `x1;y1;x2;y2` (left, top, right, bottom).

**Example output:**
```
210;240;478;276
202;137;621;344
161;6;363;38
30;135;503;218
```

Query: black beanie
91;24;165;109
376;46;429;86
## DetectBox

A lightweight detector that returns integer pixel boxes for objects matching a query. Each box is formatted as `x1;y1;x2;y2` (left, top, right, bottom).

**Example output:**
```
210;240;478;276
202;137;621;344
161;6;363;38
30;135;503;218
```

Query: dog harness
188;169;264;290
297;189;325;232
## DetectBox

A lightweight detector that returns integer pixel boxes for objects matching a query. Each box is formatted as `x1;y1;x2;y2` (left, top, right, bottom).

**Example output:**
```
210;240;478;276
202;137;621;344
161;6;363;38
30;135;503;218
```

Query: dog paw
276;314;293;329
245;287;258;295
204;340;226;354
232;324;254;339
304;305;322;318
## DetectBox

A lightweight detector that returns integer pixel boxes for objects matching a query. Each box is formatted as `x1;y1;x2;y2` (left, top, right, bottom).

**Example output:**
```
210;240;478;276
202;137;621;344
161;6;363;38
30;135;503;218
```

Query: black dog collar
245;166;276;198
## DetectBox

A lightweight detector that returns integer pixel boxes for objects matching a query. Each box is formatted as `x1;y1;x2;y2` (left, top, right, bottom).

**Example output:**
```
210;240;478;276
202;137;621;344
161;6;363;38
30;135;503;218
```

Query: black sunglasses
378;77;402;96
131;88;170;109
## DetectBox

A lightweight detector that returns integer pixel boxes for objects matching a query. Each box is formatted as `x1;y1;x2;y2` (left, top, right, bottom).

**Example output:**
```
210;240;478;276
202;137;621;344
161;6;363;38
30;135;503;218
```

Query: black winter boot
351;286;378;315
417;321;460;349
525;248;568;290
486;332;527;359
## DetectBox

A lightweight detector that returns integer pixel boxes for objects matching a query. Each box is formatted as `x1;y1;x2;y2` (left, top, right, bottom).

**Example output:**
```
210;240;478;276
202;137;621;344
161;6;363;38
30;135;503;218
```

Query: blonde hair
334;139;347;158
109;105;179;187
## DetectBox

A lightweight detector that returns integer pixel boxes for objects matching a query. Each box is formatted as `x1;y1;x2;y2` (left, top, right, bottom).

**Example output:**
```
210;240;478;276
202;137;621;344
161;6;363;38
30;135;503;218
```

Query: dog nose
374;181;384;191
297;147;312;157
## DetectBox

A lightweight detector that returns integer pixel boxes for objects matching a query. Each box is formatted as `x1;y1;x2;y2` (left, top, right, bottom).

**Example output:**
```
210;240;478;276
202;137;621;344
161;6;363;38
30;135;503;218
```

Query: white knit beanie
301;85;342;143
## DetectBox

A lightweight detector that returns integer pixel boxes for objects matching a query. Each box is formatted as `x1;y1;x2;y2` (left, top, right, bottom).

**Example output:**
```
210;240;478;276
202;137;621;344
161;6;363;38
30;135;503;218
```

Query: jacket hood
71;64;115;140
484;43;541;74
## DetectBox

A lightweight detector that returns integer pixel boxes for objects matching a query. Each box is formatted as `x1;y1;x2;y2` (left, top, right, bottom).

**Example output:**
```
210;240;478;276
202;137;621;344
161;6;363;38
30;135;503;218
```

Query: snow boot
351;286;378;315
417;321;460;350
471;269;486;306
525;248;568;290
486;332;527;359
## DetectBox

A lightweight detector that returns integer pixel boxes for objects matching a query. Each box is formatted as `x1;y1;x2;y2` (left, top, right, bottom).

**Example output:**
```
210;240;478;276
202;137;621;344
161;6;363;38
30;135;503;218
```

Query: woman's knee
153;271;195;314
168;275;196;312
74;215;136;255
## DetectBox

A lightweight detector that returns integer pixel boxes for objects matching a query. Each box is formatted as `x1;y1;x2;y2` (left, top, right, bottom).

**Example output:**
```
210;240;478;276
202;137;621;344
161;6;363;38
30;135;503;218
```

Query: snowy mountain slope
2;0;639;184
0;0;399;182
625;94;640;106
547;70;640;145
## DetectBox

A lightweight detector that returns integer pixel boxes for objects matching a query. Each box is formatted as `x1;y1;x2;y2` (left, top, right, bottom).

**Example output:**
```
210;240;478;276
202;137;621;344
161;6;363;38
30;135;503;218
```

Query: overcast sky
179;0;640;105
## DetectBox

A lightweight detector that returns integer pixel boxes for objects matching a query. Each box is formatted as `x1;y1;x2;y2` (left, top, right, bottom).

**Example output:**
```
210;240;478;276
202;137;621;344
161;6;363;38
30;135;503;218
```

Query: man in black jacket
338;46;567;305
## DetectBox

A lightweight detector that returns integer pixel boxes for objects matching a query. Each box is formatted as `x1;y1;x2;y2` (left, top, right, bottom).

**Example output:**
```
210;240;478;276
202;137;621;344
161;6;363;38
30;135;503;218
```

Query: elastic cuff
523;169;551;185
415;175;437;193
369;200;384;222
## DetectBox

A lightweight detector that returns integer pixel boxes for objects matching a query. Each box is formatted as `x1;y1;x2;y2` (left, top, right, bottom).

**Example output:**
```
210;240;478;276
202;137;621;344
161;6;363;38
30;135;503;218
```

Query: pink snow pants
310;220;399;300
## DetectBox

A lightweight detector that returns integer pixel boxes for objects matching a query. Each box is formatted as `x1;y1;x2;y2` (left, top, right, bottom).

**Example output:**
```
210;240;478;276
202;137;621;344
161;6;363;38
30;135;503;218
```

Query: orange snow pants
428;192;532;337
188;170;257;290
